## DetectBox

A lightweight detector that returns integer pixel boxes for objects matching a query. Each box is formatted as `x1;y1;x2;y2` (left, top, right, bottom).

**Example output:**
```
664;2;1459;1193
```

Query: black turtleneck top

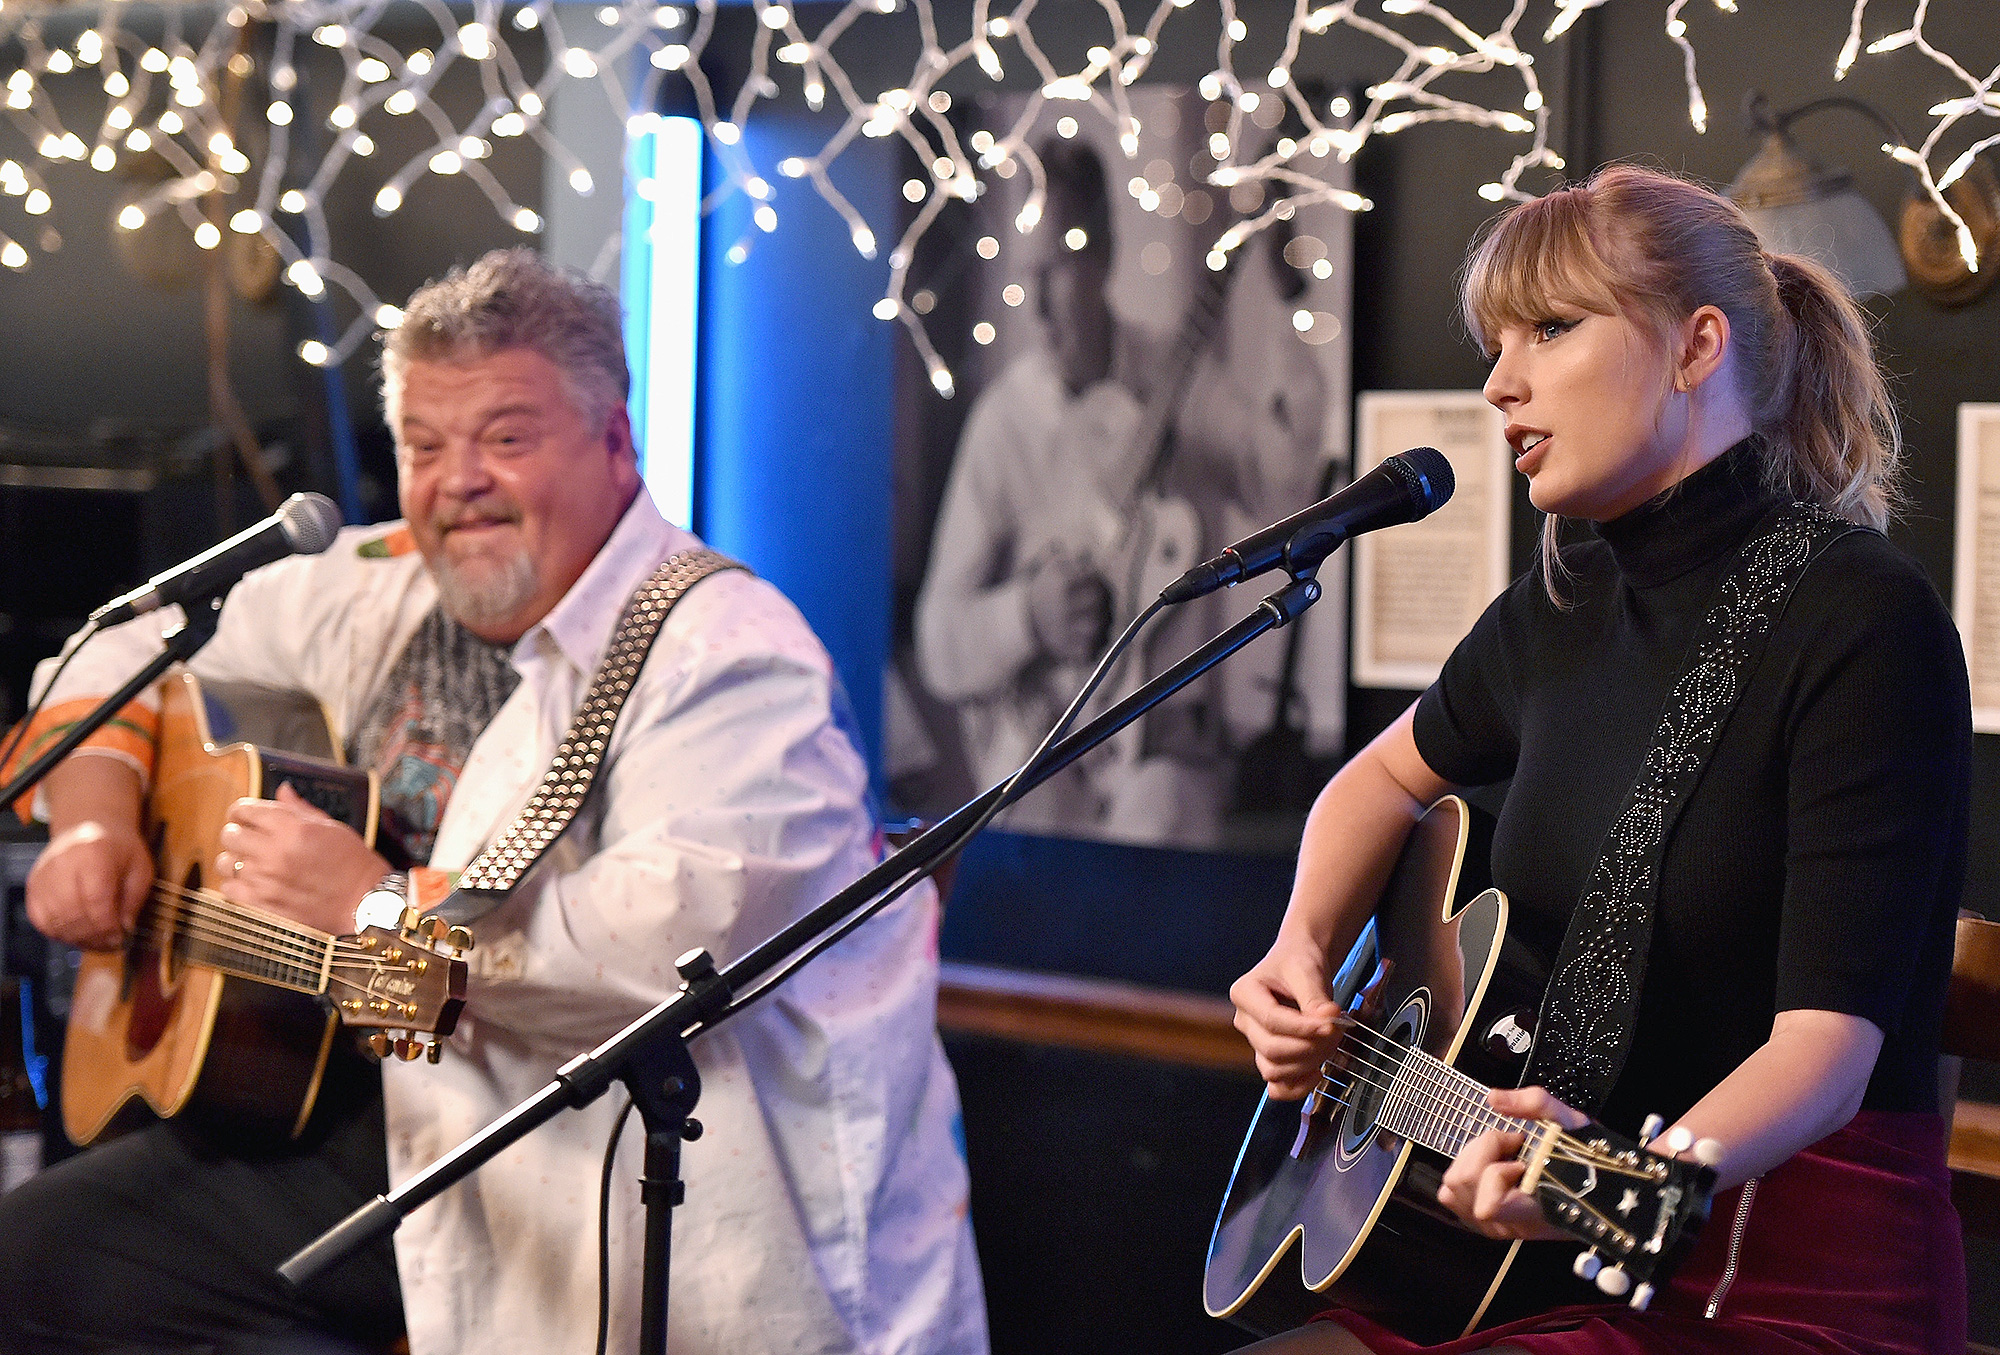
1412;441;1970;1132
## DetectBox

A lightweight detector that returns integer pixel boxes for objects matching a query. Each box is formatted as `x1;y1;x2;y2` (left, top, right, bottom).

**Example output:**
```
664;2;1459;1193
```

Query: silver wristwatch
356;871;411;929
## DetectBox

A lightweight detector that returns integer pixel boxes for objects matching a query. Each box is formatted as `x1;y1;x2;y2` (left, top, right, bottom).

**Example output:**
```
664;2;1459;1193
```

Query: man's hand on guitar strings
1230;931;1350;1100
216;782;390;936
25;756;153;952
29;820;153;952
1437;1085;1590;1242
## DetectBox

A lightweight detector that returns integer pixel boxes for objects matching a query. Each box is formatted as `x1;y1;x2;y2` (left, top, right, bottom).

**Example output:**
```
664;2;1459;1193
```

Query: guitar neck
148;886;335;999
1374;1042;1537;1160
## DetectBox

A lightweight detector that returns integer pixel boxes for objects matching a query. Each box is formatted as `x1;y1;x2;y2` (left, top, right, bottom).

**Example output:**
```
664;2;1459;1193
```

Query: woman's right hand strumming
1230;704;1454;1102
1230;932;1348;1100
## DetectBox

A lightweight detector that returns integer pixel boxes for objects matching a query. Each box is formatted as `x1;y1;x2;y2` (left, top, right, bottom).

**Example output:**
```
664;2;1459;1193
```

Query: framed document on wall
1351;391;1511;690
1953;403;2000;733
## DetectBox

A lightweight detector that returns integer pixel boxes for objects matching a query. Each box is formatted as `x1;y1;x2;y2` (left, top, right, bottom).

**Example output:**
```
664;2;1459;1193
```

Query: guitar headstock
330;914;472;1064
1522;1114;1719;1309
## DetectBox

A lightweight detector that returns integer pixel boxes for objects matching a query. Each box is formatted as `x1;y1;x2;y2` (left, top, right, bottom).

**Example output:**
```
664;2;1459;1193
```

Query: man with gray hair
0;248;988;1355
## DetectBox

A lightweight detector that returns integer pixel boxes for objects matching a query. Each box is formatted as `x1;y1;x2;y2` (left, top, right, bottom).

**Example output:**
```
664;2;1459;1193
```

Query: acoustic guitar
61;670;468;1146
1204;796;1719;1342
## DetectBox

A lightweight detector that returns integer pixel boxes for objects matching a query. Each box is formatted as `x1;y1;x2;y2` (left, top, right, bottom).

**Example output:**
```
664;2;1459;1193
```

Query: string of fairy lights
0;0;1991;393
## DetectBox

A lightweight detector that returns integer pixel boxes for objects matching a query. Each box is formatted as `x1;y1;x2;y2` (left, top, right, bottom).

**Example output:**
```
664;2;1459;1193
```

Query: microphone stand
0;601;223;814
282;572;1326;1354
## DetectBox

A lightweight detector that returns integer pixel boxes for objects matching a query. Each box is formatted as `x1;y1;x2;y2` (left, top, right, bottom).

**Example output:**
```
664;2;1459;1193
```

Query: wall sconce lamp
1725;91;1999;306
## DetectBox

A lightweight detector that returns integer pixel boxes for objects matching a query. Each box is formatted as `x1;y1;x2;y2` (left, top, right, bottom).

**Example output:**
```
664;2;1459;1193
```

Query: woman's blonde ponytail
1761;251;1900;530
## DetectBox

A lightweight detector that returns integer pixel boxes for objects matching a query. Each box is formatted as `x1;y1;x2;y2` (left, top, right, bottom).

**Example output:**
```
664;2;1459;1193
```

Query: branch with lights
1832;0;1996;275
0;0;1991;394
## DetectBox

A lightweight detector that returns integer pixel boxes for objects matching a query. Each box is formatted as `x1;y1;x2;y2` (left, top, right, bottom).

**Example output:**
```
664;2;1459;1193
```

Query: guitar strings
1283;1057;1674;1263
134;910;444;1015
139;906;429;977
1311;1022;1532;1147
1320;1026;1623;1171
139;880;441;993
1296;1018;1668;1183
144;893;433;979
127;913;443;1031
1296;1037;1518;1153
147;880;332;954
149;878;402;960
1295;1045;1665;1194
135;914;326;984
139;896;325;971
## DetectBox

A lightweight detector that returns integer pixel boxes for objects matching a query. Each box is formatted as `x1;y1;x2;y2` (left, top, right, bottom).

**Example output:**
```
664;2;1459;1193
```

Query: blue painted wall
697;124;900;780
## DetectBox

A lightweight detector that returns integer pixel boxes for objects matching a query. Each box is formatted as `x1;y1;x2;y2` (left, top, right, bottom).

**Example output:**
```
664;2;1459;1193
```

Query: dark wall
0;27;545;446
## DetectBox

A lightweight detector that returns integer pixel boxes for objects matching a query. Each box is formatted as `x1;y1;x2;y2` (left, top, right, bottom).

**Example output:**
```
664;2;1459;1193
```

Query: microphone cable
596;1094;639;1355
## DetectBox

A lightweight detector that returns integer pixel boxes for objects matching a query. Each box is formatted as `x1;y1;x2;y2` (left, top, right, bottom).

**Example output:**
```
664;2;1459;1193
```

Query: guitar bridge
1290;1082;1340;1160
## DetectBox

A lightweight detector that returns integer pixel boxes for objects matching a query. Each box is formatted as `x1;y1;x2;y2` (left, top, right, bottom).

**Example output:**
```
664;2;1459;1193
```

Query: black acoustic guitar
1204;796;1719;1342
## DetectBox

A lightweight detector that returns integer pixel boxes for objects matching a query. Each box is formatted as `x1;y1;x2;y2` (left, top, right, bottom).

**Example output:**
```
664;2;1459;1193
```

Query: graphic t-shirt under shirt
346;606;520;869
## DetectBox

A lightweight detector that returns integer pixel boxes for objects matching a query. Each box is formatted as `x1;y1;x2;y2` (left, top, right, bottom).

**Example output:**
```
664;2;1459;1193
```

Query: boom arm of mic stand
279;573;1325;1324
728;573;1322;987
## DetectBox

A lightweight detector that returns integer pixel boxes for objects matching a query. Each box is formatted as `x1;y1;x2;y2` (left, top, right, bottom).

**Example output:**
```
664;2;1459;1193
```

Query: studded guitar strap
435;547;746;923
1521;500;1859;1114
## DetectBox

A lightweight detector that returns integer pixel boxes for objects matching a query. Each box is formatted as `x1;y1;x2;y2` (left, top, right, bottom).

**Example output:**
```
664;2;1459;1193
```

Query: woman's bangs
1462;193;1621;350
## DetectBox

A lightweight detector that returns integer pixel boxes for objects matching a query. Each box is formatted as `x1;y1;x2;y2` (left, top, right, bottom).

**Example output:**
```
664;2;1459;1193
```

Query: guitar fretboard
1370;1040;1538;1159
148;888;334;998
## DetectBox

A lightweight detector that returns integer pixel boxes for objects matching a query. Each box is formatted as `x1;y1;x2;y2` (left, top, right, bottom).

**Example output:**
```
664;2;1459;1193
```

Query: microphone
1160;446;1454;604
90;492;344;628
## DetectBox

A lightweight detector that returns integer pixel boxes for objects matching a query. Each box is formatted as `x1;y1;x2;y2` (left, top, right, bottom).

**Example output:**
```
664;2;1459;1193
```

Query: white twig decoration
0;1;1987;389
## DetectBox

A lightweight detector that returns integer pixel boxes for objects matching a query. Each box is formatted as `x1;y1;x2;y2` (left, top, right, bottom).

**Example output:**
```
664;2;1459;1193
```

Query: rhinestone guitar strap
436;548;747;924
1522;501;1859;1114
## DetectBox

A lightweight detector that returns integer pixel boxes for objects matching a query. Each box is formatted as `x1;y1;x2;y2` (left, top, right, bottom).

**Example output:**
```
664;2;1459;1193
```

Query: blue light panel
620;115;703;530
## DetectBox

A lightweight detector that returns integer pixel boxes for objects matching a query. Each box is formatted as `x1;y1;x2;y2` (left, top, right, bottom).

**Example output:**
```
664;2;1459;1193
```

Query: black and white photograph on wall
885;83;1355;853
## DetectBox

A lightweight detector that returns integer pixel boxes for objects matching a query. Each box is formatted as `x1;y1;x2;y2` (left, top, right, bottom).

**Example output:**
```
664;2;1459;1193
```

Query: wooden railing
937;961;1258;1076
940;946;2000;1199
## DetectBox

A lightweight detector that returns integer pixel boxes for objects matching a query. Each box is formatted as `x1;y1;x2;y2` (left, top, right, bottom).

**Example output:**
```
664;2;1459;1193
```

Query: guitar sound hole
1338;1008;1421;1157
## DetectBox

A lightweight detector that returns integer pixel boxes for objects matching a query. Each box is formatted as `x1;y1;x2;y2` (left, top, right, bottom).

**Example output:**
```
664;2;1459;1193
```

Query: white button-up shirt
39;492;988;1355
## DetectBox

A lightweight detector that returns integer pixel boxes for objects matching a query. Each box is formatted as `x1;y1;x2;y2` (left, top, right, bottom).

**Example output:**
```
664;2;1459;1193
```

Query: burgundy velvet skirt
1324;1111;1966;1355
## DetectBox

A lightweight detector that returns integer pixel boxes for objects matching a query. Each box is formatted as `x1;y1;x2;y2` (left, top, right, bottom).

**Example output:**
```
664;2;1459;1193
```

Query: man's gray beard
430;548;540;632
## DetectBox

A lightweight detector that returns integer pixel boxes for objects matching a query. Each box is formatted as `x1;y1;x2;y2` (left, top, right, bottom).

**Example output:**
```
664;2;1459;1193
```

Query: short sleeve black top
1412;441;1970;1133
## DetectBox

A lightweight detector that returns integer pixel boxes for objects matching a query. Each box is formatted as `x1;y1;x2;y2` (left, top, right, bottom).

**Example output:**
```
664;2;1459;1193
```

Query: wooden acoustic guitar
61;670;469;1146
1204;797;1719;1342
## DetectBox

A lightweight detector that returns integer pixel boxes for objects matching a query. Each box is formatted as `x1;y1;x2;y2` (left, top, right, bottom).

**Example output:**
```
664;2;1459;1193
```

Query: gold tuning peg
445;926;474;952
398;904;421;932
426;1039;444;1064
367;1033;392;1059
394;1038;423;1061
421;916;450;943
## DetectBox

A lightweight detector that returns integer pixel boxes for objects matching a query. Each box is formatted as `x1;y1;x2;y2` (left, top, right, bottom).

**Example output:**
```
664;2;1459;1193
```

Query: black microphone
1160;446;1454;604
91;492;344;628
